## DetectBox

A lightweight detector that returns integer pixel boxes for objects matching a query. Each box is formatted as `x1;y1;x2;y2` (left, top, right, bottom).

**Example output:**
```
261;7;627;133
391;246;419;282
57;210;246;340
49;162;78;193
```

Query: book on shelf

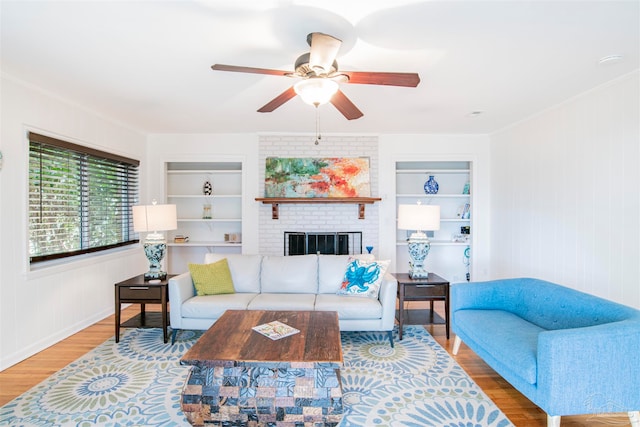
252;320;300;340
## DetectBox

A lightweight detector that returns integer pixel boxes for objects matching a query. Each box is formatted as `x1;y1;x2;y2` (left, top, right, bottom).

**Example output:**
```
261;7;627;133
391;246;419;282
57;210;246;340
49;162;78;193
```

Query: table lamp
132;200;177;280
398;203;441;279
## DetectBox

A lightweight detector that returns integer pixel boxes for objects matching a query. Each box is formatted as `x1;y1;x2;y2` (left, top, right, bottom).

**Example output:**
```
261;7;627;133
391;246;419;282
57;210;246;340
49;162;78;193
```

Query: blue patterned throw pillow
337;258;390;298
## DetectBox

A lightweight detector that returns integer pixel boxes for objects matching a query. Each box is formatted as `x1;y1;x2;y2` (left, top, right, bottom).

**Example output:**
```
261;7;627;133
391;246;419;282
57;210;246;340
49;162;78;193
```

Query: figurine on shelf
203;180;212;195
202;203;212;219
462;182;470;195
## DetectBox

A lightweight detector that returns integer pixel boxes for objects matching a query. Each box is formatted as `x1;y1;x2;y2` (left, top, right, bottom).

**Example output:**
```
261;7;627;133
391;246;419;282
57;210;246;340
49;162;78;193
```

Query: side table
114;274;174;343
393;273;450;340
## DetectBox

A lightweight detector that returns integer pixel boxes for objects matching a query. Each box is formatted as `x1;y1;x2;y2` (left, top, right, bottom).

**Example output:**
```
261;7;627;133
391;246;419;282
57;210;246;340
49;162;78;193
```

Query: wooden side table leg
140;303;146;326
445;285;450;339
114;287;121;343
162;287;168;343
398;285;405;340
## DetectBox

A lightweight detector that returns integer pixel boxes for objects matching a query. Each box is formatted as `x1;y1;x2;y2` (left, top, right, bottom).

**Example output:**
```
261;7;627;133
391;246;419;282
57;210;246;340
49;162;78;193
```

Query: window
28;132;139;264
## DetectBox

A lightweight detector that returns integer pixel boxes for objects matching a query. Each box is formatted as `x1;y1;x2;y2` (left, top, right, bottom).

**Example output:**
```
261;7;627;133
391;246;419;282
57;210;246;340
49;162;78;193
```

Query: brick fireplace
258;135;379;255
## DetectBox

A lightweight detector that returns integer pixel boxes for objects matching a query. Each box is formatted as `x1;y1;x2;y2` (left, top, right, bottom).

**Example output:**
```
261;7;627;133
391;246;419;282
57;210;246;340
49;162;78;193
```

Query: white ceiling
1;0;638;135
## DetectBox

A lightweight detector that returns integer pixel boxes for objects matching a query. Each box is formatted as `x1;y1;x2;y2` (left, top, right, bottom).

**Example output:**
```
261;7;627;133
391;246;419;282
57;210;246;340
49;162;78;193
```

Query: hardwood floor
0;305;633;426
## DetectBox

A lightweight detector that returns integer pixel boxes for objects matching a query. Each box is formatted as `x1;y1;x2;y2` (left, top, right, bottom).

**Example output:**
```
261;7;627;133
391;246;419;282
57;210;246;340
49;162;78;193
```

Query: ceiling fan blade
307;32;342;75
330;90;363;120
257;86;297;113
211;64;290;77
342;71;420;87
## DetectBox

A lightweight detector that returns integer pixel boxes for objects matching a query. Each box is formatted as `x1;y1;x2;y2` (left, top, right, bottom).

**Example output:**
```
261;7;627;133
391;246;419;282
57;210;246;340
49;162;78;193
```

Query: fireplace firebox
284;232;362;256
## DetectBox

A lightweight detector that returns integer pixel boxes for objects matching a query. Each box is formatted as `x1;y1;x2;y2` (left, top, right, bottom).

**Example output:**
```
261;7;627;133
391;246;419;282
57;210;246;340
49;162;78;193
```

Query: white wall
490;71;640;308
0;76;148;370
378;134;491;281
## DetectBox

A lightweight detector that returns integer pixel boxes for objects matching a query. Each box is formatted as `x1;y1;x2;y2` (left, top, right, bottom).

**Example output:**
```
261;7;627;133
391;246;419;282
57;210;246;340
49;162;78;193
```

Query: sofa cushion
261;255;318;293
181;293;258;319
315;294;382;319
337;258;390;299
318;254;375;294
188;259;235;295
455;309;544;385
204;253;262;293
248;293;316;311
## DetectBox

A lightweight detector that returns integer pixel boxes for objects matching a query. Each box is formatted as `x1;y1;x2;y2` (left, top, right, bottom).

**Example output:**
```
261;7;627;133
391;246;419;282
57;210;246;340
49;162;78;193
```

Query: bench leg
452;335;462;355
387;331;394;348
547;415;561;427
630;411;640;427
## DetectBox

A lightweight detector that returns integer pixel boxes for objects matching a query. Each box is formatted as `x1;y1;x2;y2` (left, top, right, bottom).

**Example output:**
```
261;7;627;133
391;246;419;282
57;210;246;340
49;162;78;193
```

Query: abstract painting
265;157;371;198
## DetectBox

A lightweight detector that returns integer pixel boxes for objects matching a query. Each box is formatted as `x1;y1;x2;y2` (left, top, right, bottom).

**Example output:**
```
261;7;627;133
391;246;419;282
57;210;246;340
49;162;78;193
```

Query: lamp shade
133;204;177;232
294;78;339;106
398;204;440;231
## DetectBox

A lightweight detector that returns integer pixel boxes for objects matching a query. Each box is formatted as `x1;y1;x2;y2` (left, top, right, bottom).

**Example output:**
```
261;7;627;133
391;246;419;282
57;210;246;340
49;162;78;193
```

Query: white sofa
169;253;397;345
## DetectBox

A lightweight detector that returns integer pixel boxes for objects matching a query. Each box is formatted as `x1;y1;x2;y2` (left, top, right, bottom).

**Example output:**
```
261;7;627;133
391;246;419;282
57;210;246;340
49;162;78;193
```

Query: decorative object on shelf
203;180;212;195
457;203;471;219
224;233;242;243
463;246;471;281
462;182;470;195
202;203;212;219
132;200;177;280
174;235;189;243
461;226;470;235
398;203;441;279
424;175;439;194
462;203;471;219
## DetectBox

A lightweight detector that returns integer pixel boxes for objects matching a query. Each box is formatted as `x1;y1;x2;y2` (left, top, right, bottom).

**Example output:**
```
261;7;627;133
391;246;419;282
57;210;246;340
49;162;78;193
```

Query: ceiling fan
211;32;420;120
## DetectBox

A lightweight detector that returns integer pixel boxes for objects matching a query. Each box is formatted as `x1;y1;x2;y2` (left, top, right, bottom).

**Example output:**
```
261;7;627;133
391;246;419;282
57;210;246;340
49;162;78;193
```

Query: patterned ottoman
180;310;343;427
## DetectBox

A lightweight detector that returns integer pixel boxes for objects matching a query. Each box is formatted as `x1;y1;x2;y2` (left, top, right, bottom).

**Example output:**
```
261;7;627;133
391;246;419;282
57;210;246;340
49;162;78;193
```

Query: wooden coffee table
180;310;343;426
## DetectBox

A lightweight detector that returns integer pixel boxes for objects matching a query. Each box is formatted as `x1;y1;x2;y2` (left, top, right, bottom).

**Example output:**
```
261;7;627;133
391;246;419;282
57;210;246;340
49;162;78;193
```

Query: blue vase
424;175;439;194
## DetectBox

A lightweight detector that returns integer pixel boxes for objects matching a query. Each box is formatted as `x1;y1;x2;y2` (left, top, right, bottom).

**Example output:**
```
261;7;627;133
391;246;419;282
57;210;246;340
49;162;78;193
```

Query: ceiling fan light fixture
598;54;623;65
294;78;339;106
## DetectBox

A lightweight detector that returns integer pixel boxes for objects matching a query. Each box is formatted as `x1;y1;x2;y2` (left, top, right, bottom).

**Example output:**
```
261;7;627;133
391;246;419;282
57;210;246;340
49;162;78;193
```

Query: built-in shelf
167;194;241;199
396;240;470;247
167;169;240;175
397;194;470;198
255;197;382;220
177;218;242;222
395;160;472;282
165;161;243;274
167;241;242;247
396;169;471;174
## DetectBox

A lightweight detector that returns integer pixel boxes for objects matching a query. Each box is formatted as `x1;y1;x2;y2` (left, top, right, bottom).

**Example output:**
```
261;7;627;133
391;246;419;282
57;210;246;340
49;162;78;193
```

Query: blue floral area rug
340;327;513;427
0;326;513;427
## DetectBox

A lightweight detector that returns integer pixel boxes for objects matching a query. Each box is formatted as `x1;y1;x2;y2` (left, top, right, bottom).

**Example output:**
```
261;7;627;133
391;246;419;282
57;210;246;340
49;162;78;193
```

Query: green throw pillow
189;258;235;296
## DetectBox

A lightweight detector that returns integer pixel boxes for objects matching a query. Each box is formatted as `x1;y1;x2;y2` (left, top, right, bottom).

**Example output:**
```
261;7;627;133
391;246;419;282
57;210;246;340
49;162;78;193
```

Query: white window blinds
28;132;140;263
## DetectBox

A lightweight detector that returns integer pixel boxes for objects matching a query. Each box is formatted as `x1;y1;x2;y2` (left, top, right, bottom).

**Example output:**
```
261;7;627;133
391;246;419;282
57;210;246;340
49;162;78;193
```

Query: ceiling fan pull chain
315;106;321;145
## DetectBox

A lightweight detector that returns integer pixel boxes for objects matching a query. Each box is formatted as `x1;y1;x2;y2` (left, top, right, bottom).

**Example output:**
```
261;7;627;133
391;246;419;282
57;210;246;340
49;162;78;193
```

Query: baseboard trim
0;307;113;371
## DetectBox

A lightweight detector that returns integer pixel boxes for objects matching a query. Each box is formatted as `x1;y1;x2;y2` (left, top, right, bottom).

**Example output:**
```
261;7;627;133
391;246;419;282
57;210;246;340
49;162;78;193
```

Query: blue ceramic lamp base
407;233;431;279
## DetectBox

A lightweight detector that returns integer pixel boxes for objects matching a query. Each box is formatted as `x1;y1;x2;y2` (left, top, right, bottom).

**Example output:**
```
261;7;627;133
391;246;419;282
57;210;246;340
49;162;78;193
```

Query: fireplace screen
284;232;362;256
